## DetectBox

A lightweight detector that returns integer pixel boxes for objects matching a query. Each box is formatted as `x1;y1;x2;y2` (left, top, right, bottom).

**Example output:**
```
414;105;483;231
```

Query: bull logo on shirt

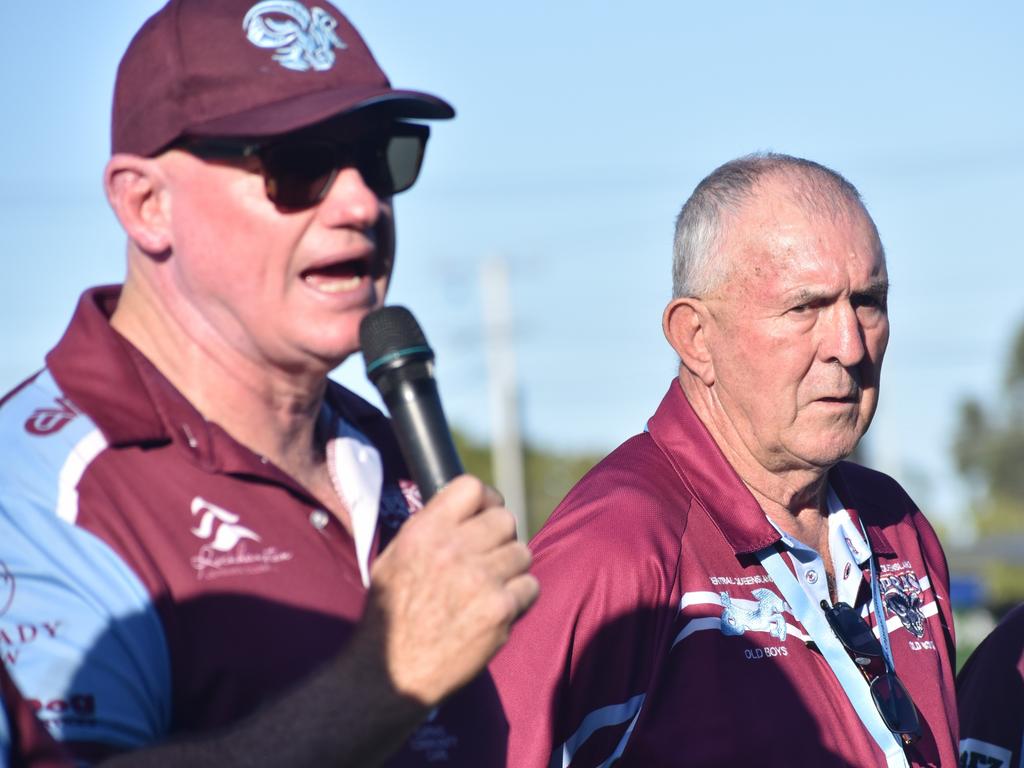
720;588;791;642
880;569;926;638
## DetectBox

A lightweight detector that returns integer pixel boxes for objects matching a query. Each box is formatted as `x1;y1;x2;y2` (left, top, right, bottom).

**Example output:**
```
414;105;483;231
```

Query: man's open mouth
301;258;370;293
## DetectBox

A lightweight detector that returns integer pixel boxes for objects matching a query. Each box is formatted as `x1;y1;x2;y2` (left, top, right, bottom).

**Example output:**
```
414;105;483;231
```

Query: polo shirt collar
647;380;781;556
646;379;897;560
828;462;898;559
44;286;355;491
46;286;168;447
47;286;257;475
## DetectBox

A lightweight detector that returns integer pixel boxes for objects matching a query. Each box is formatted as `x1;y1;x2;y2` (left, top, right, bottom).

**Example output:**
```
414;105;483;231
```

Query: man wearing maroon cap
491;153;959;766
0;0;535;765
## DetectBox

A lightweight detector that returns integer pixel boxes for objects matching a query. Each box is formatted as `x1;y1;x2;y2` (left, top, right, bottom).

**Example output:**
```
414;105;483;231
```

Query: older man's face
702;177;889;474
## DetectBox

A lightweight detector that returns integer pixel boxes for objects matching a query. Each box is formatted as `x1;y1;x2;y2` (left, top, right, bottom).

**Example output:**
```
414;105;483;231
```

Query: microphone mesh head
360;306;432;373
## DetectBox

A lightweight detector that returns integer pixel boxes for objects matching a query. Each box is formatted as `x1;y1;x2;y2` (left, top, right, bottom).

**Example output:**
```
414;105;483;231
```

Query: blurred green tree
452;429;603;538
953;322;1024;604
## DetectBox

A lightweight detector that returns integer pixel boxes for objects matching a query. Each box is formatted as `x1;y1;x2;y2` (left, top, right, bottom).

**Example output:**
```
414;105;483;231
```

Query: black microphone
360;306;464;502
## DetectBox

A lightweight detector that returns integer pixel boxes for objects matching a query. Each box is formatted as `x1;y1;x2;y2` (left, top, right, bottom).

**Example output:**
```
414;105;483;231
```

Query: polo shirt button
310;510;330;530
806;570;819;584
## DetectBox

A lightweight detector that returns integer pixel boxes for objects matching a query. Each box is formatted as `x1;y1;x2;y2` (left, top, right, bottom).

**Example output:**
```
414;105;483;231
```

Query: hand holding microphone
358;306;539;706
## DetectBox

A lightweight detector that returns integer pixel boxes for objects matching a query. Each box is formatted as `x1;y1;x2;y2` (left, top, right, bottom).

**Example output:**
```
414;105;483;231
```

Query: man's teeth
305;274;363;293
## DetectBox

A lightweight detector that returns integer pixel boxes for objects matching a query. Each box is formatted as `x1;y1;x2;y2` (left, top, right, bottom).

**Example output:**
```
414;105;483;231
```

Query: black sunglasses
821;600;921;745
175;122;430;210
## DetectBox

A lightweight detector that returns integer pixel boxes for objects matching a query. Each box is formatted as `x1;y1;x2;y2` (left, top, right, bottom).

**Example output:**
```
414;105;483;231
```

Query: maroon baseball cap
112;0;454;157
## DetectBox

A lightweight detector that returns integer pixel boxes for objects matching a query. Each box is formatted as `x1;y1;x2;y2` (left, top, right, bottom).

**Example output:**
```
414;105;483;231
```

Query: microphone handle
375;365;464;502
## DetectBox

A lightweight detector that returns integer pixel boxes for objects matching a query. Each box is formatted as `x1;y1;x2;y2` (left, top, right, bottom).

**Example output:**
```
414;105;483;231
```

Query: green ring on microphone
365;345;433;375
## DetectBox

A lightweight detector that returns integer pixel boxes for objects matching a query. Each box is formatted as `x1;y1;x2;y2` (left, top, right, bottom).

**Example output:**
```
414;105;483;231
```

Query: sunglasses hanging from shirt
757;539;921;768
821;599;921;743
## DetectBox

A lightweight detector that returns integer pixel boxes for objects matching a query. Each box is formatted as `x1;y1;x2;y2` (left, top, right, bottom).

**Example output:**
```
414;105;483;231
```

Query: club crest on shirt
720;588;791;641
188;497;293;580
879;563;926;638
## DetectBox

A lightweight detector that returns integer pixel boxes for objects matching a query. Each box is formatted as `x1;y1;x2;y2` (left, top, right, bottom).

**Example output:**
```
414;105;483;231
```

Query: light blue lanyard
866;535;898;674
757;542;909;767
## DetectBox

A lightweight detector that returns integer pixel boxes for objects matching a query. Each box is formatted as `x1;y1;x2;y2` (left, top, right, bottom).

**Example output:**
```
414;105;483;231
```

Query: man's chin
812;438;864;468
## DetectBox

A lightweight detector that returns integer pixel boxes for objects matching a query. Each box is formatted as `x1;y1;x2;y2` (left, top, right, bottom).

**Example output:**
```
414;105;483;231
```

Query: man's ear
662;297;715;386
104;154;172;256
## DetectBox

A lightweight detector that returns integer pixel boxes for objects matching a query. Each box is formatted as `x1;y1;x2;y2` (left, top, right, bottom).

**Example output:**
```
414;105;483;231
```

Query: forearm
103;622;427;768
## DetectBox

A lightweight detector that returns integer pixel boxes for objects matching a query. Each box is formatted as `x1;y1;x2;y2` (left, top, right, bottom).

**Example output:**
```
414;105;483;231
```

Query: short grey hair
672;152;876;298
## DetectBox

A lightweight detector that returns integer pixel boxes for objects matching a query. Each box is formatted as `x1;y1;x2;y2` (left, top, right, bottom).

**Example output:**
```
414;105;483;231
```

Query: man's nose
316;166;382;229
820;301;867;367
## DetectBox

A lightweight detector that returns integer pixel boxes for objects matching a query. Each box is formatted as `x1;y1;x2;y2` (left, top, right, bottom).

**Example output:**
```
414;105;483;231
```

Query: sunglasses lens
350;133;426;196
262;141;337;209
382;134;426;194
827;603;883;658
258;125;428;209
870;673;921;742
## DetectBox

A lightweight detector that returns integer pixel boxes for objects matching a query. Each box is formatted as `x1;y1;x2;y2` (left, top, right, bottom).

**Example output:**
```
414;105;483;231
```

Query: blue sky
2;2;1023;536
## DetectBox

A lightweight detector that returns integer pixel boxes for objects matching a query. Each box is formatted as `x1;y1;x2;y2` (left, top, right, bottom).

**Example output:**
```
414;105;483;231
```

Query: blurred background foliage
952;322;1024;608
452;429;603;537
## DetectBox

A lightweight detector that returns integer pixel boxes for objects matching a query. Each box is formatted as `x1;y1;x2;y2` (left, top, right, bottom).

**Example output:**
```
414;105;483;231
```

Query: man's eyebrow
783;287;832;306
854;278;890;301
784;279;889;306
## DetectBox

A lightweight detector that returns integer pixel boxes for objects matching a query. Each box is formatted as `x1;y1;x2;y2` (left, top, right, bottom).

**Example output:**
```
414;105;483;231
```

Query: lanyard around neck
756;540;909;767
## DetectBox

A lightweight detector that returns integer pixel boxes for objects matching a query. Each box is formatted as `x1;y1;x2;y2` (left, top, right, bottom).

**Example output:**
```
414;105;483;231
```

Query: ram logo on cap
243;0;347;72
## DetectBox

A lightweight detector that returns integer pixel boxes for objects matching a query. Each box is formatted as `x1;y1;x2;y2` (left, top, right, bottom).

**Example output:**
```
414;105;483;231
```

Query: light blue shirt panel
0;370;171;748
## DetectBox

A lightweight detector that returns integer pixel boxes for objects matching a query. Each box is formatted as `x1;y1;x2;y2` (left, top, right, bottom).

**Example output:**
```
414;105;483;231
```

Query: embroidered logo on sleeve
189;497;293;580
24;397;80;436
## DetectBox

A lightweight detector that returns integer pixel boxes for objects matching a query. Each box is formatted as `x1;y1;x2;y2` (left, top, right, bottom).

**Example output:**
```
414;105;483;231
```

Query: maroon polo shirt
491;380;958;767
0;286;504;765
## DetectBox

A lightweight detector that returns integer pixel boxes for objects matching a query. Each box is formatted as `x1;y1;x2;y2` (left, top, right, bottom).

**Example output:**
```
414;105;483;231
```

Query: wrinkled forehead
719;174;885;278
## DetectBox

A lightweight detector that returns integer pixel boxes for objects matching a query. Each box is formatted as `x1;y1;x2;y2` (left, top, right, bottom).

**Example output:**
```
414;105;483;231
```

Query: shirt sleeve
489;481;680;768
0;490;171;756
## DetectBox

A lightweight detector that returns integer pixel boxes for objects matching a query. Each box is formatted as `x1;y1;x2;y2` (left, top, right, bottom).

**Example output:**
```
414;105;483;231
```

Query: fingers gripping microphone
360;306;464;502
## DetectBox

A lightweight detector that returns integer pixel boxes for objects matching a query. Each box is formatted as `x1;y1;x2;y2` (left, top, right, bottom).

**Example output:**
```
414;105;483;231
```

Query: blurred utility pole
481;256;528;541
